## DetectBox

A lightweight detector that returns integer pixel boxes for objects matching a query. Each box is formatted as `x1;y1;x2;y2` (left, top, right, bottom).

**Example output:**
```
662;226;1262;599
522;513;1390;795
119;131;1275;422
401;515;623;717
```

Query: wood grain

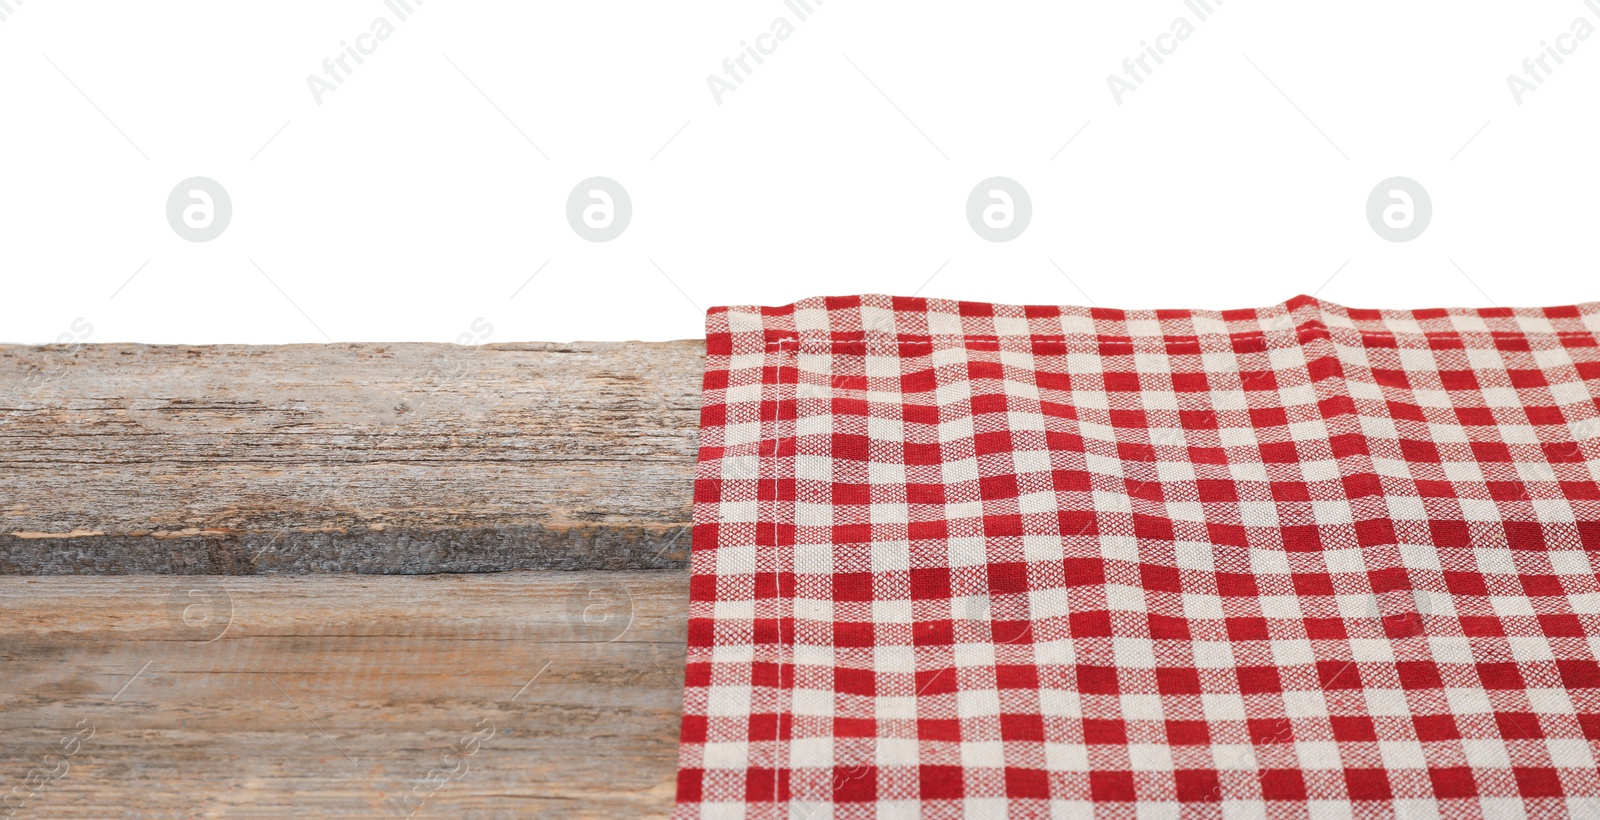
0;571;689;818
0;342;704;574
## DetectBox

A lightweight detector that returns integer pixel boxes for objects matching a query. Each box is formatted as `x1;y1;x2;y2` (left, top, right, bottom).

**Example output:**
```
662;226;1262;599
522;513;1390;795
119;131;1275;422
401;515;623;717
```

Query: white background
1;1;1596;345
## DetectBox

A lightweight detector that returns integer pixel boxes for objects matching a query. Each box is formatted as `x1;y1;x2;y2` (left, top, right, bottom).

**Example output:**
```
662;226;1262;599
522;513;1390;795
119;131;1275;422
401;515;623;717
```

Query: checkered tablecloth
674;294;1600;818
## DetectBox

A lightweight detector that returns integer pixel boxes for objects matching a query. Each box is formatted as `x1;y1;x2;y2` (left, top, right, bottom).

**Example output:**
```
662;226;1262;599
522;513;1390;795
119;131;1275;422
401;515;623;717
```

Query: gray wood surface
0;571;688;818
0;342;704;574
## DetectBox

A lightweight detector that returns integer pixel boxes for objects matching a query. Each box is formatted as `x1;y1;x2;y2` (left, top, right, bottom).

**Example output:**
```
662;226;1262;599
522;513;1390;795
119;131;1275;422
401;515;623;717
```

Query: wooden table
1;342;702;817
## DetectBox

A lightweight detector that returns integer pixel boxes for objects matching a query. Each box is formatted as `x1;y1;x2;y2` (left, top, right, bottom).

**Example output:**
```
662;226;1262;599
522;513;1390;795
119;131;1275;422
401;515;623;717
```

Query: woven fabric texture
674;294;1600;818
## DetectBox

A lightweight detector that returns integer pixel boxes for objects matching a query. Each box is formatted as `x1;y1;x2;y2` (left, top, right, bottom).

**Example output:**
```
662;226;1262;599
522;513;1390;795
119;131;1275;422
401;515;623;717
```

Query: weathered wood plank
0;571;688;818
0;342;704;574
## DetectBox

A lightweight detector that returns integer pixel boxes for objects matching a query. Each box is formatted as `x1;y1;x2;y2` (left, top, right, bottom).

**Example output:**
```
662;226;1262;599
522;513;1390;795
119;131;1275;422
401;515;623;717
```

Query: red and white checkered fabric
675;294;1600;819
